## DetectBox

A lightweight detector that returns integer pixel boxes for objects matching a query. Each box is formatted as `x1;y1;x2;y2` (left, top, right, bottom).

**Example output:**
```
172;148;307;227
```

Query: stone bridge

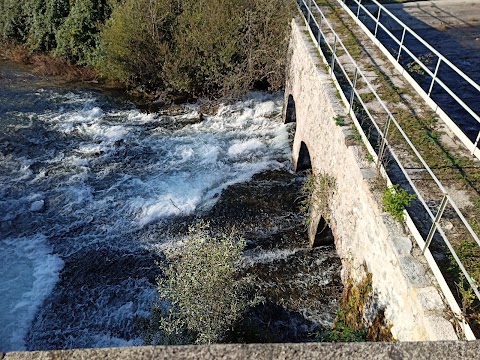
284;16;457;341
284;0;480;343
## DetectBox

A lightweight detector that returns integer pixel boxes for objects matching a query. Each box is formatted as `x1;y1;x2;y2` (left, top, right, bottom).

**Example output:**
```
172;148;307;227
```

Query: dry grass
331;272;394;341
0;40;100;82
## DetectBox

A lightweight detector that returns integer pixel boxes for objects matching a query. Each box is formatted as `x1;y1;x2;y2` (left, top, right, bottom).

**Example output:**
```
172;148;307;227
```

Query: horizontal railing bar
432;77;480;124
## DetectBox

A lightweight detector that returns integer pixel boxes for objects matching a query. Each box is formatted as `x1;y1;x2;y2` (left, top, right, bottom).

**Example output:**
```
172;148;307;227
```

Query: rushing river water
0;62;342;351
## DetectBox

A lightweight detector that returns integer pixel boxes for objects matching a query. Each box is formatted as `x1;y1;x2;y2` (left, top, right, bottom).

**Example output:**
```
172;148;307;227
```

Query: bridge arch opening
296;141;312;172
310;217;334;247
285;94;296;124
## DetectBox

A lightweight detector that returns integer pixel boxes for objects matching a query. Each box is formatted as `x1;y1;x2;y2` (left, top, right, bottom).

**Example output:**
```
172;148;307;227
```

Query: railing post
423;194;448;253
331;35;338;75
428;58;442;96
349;68;359;112
317;15;323;45
374;7;382;37
377;115;392;168
307;0;312;24
473;131;480;156
356;0;362;18
397;27;406;61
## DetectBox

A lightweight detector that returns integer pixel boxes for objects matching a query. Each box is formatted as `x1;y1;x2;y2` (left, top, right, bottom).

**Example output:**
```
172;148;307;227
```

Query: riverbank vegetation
0;0;295;98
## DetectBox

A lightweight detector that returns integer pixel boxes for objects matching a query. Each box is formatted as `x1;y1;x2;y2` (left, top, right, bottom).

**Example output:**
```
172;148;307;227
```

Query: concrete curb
4;342;480;360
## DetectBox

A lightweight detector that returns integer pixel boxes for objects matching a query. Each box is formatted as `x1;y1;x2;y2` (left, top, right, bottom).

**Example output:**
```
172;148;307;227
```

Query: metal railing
335;0;480;160
298;0;480;339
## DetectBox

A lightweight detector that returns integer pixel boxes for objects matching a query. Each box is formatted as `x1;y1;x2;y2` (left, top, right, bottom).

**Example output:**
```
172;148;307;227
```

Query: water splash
0;235;63;351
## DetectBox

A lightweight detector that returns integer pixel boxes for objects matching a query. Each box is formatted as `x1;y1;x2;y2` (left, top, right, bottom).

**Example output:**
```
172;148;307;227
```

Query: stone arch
285;94;296;124
295;141;312;172
309;216;334;247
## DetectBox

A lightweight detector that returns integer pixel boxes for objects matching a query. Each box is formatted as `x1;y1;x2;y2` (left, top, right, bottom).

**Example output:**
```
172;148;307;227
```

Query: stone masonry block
424;316;458;341
399;256;431;288
416;287;446;312
391;236;413;257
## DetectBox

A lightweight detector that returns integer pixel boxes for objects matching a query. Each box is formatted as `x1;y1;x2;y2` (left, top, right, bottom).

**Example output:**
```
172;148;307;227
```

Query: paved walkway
380;0;480;79
384;0;480;31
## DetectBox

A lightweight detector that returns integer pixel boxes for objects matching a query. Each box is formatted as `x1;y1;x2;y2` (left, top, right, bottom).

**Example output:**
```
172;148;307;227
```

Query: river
0;61;342;351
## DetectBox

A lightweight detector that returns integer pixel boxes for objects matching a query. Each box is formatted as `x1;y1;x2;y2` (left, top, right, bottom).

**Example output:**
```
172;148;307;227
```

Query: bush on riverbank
98;0;294;97
0;0;294;98
96;0;179;93
0;0;114;64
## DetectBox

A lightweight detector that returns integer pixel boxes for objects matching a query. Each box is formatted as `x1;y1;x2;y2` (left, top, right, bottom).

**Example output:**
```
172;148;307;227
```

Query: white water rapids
0;63;342;351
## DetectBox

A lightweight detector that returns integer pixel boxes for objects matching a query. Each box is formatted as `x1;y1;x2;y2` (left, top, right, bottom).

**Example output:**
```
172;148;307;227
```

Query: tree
24;0;71;51
55;0;113;65
0;0;27;41
97;0;180;90
163;0;243;96
224;0;295;95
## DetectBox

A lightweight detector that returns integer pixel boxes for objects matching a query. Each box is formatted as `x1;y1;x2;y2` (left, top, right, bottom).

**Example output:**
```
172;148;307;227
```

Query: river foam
0;235;63;351
0;71;298;351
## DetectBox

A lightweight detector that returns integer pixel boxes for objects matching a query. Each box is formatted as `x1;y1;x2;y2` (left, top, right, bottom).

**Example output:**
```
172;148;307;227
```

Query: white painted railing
335;0;480;160
298;0;479;339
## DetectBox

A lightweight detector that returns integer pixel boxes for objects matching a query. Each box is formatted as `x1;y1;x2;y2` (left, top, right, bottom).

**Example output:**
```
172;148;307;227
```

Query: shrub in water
143;222;255;345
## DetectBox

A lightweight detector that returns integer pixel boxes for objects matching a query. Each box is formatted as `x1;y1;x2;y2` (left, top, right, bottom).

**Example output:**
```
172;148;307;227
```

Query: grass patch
360;92;376;104
320;272;394;342
335;115;346;126
299;172;336;228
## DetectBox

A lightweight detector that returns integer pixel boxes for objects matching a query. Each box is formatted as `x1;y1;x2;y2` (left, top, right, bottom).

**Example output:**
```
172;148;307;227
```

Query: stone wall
284;18;457;341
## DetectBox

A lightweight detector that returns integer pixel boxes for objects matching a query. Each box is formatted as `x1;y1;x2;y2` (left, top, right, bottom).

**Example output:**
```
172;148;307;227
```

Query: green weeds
299;172;336;228
382;184;416;222
335;115;346;126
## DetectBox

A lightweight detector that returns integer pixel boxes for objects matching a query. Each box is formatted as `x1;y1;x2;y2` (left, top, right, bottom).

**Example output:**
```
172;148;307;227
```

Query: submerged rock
30;200;44;212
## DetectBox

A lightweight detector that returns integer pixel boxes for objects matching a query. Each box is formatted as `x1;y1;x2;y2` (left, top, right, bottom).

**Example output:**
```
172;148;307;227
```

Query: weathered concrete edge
4;341;480;360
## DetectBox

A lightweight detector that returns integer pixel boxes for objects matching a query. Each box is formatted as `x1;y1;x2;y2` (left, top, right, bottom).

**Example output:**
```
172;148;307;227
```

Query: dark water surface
0;62;341;351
